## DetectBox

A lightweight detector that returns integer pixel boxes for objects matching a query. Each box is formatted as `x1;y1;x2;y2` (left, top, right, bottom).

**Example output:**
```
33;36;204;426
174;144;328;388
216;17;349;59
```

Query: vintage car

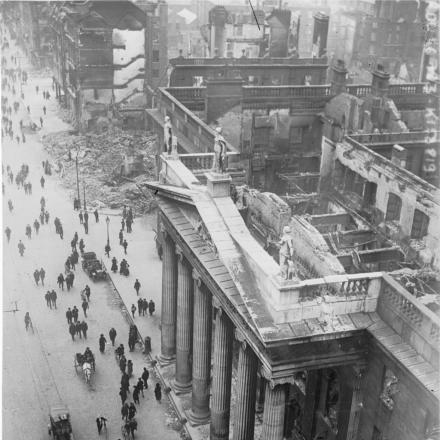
48;405;73;440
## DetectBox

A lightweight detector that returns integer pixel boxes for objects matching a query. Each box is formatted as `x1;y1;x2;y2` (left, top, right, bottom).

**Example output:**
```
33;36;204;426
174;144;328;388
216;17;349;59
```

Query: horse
82;362;92;384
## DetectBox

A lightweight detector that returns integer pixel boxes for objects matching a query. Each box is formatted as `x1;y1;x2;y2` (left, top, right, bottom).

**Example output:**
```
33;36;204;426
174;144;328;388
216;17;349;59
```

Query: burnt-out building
50;0;167;131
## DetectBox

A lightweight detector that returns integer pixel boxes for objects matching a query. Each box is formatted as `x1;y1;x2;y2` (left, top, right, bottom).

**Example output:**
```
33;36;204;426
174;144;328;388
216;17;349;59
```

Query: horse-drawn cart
48;405;73;439
81;252;107;281
74;351;95;384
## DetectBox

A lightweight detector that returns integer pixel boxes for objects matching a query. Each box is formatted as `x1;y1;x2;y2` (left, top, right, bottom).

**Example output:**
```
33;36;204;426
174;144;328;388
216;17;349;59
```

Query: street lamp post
83;180;86;211
106;216;110;247
75;153;80;206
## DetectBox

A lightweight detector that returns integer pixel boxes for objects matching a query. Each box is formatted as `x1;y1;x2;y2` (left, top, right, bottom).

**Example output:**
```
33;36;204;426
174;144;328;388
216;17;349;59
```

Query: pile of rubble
42;127;158;214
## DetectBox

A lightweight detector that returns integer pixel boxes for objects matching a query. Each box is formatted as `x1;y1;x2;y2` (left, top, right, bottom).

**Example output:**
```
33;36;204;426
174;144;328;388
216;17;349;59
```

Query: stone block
205;172;231;198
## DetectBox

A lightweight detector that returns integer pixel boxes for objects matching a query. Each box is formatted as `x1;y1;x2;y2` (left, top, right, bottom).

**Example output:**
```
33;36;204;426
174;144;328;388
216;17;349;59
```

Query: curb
101;261;192;440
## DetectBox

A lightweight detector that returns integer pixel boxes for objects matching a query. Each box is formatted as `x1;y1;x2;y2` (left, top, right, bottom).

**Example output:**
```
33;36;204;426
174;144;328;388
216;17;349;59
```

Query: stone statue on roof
212;126;227;174
279;225;294;280
164;115;172;155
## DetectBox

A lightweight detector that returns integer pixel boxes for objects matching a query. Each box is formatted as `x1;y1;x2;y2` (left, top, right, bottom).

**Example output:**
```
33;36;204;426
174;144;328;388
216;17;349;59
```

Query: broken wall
329;138;440;270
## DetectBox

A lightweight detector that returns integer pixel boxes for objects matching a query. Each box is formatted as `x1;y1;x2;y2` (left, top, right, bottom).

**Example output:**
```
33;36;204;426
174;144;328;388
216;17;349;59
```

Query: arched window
385;193;402;221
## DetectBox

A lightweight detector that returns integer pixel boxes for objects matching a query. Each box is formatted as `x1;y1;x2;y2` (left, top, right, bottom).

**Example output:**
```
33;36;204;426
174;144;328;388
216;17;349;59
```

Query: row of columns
160;232;287;439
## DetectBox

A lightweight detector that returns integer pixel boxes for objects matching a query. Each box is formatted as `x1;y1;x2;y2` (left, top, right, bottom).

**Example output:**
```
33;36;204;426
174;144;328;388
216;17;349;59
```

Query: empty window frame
411;209;429;239
385;193;402;221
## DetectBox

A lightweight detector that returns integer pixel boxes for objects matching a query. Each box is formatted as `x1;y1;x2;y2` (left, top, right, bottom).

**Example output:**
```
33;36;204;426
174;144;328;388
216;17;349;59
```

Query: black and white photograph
1;0;439;439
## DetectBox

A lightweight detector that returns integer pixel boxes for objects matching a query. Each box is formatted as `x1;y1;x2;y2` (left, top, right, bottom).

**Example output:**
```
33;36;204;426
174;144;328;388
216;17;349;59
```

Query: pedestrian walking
123;239;128;255
121;218;125;231
45;291;52;309
81;299;89;317
109;327;117;346
94;209;99;222
24;312;32;332
119;355;127;374
5;226;11;243
121;372;130;392
22;133;26;143
81;321;88;339
39;268;45;286
99;334;107;353
119;387;127;405
119;230;124;245
142;367;149;389
69;323;76;341
44;210;49;224
33;269;40;285
36;85;39;94
75;321;82;339
137;298;142;316
33;219;40;235
40;175;45;188
134;279;141;295
121;402;129;421
142;299;148;316
84;222;88;234
154;383;162;403
133;386;140;405
148;300;155;316
72;306;79;323
131;304;136;319
50;290;57;309
105;243;111;258
59;224;64;239
66;307;72;324
27;105;30;113
84;284;91;302
43;105;46;115
57;273;65;290
96;418;102;435
136;378;144;397
84;211;89;224
39;116;43;127
79;211;83;224
127;360;133;377
128;403;136;420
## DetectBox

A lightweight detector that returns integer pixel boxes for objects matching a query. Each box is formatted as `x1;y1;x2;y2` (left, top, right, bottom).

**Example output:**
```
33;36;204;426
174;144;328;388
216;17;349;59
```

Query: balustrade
243;85;331;99
298;276;371;302
346;85;372;97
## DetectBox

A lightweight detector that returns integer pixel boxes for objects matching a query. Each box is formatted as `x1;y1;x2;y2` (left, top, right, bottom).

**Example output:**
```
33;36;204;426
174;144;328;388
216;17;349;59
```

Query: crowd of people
2;27;167;440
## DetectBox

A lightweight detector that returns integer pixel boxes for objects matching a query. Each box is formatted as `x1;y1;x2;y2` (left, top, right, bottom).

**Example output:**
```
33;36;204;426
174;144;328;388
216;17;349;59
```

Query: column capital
212;295;222;311
192;269;203;287
175;244;184;261
160;222;170;240
260;367;296;389
235;328;248;351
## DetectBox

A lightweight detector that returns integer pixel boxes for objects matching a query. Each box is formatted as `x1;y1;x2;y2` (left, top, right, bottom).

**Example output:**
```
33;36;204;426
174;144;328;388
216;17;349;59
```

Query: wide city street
2;31;184;440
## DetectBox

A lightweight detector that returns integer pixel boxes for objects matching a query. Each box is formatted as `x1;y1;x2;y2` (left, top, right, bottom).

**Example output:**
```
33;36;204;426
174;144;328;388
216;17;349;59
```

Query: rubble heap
42;127;158;214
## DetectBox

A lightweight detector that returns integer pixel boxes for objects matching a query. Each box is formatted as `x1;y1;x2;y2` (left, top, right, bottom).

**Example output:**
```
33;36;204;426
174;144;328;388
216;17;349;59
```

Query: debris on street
42;128;158;214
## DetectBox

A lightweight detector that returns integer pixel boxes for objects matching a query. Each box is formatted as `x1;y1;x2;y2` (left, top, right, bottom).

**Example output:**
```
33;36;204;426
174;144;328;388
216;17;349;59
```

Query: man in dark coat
75;321;82;339
128;403;136;420
119;387;127;405
79;211;83;224
80;320;88;339
137;298;143;316
69;322;76;341
81;299;89;317
94;209;99;222
134;279;141;296
148;300;155;316
84;211;89;224
142;299;148;316
72;306;79;323
57;273;65;290
121;372;130;393
123;240;128;255
84;285;91;302
121;402;129;421
133;386;140;405
39;268;45;286
109;327;117;346
119;355;127;374
136;378;144;397
66;307;72;324
33;269;40;285
45;291;52;309
50;290;57;309
119;229;123;245
141;368;149;389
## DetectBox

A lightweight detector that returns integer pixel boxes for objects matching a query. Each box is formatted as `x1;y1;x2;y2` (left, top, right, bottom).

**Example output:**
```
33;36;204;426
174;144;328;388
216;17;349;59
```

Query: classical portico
146;154;440;440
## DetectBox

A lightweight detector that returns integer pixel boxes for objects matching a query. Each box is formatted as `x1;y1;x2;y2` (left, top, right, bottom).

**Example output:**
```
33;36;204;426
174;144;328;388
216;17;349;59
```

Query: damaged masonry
2;1;440;440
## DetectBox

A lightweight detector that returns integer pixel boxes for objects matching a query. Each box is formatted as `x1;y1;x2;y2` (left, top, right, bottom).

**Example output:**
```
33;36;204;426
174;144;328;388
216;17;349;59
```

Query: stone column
160;231;177;363
261;383;287;440
188;270;212;425
232;336;258;440
256;374;266;414
210;306;234;440
173;245;193;393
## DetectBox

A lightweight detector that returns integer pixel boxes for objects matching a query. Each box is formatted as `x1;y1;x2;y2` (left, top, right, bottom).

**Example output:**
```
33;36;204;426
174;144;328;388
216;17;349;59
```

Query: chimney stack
312;12;329;58
371;64;390;98
330;59;348;95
